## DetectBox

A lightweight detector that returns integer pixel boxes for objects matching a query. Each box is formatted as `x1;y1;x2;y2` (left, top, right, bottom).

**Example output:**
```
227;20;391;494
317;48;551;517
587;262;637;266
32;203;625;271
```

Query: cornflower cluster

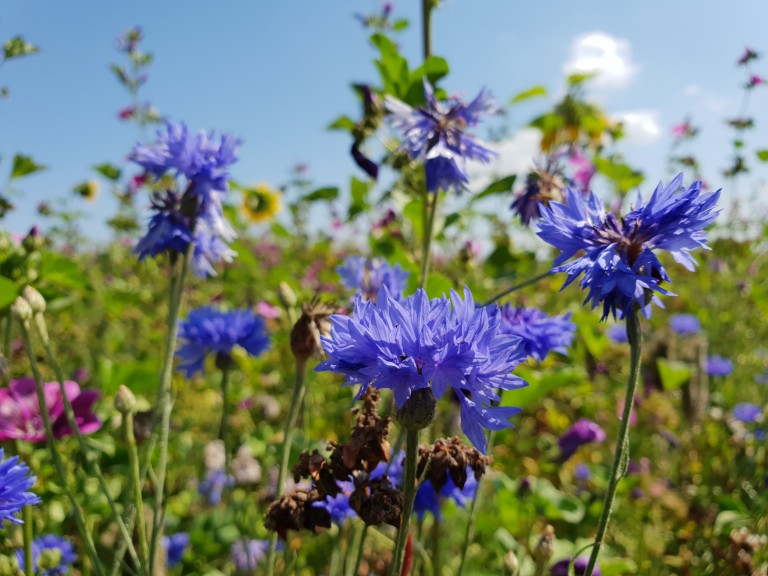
337;256;409;301
497;305;576;362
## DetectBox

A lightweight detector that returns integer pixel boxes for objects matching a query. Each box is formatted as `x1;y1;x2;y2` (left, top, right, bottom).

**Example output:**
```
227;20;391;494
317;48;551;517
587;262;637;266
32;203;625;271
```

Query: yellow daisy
241;183;281;223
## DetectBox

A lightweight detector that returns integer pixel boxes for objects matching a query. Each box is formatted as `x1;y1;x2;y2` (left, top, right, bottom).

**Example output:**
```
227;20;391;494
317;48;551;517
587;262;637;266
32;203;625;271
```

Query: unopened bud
114;385;137;415
22;286;46;314
277;282;297;309
0;554;19;576
11;297;33;323
532;525;555;567
395;387;437;431
21;226;44;252
503;550;520;576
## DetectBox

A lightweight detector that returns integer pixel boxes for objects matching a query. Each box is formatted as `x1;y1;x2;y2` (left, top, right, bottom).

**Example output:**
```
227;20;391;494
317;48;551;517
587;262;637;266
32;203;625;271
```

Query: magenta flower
747;74;765;88
557;419;606;462
0;378;102;443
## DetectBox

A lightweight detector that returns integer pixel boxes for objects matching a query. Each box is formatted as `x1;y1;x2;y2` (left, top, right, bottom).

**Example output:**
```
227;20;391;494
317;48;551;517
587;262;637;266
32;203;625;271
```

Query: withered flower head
264;488;331;540
329;387;392;476
417;436;492;493
292;450;339;498
290;295;337;361
349;471;403;527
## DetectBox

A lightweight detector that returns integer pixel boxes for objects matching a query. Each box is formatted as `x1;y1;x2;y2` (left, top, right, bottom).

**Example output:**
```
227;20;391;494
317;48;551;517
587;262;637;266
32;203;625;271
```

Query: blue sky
3;1;767;239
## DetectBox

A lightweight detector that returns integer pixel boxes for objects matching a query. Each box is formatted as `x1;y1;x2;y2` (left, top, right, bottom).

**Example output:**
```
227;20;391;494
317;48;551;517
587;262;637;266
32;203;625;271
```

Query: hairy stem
124;411;150;570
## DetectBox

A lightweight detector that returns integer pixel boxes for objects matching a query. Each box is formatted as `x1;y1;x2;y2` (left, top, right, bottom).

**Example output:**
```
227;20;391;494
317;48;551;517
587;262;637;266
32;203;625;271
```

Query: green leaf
41;252;88;292
656;358;693;391
502;366;585;410
567;72;596;86
348;177;371;219
10;154;46;180
370;33;410;98
328;115;357;132
3;36;39;60
110;64;128;86
593;156;644;192
411;56;450;85
756;149;768;162
0;276;20;310
441;212;461;232
472;175;516;203
510;85;547;104
93;163;121;181
303;186;338;202
392;18;409;31
425;273;454;299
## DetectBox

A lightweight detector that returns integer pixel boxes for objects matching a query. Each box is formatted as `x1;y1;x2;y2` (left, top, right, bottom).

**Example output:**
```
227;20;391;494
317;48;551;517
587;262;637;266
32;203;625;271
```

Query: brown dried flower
264;488;331;539
417;437;492;492
349;471;403;527
290;295;337;361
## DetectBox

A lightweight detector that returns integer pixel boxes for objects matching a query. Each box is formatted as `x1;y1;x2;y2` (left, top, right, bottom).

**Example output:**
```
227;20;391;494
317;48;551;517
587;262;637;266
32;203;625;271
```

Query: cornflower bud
532;524;555;568
277;281;297;309
503;550;520;576
114;385;137;415
11;297;33;323
395;387;437;431
22;286;46;314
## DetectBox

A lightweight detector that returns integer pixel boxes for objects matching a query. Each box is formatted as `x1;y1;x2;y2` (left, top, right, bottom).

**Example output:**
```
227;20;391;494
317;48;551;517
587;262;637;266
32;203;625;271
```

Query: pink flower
0;378;102;443
567;149;595;190
255;301;282;320
748;75;765;88
118;106;137;120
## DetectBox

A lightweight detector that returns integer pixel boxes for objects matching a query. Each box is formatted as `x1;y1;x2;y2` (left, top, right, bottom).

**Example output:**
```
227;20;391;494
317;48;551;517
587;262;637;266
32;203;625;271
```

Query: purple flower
737;47;759;66
606;324;628;344
198;469;234;505
313;481;356;525
537;175;721;320
551;556;600;576
162;532;189;568
573;463;591;480
17;534;77;576
0;449;40;527
558;419;606;462
0;378;102;443
317;287;527;452
337;256;410;301
230;539;270;572
130;121;241;277
732;402;762;423
497;306;576;362
669;313;701;335
176;306;270;378
385;80;497;194
706;355;733;377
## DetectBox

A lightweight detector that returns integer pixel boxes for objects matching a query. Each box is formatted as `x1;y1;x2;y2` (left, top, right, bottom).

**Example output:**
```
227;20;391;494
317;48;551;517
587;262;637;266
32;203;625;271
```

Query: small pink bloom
255;301;282;320
748;74;765;88
671;122;689;138
567;149;595;190
118;106;137;120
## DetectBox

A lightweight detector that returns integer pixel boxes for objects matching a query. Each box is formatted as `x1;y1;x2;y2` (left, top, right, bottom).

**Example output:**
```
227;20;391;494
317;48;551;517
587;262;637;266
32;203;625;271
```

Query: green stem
483;270;552;305
351;524;370;576
218;364;232;471
17;319;105;576
32;312;142;572
421;0;432;60
391;429;418;576
22;505;33;576
124;411;150;571
420;190;440;290
583;308;642;576
266;357;308;576
344;522;364;576
149;251;191;574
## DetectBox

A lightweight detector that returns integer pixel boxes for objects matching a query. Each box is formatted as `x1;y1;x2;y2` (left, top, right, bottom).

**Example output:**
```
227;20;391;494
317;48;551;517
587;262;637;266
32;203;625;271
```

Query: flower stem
31;312;142;572
266;357;308;576
391;428;418;576
149;252;191;574
17;318;105;576
420;190;440;289
218;364;232;470
583;308;642;576
22;504;33;576
123;410;150;570
483;270;552;305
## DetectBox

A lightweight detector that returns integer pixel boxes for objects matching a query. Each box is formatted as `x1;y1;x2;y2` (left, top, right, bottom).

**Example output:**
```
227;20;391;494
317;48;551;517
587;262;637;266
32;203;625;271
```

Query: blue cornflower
732;402;762;423
130;120;241;277
313;480;356;525
537;175;720;320
606;324;628;344
497;305;576;362
230;539;270;572
573;463;591;480
17;535;77;576
0;449;40;527
176;306;270;377
385;80;497;194
162;532;189;568
337;256;410;301
706;355;733;377
198;469;234;505
317;287;527;452
669;313;701;335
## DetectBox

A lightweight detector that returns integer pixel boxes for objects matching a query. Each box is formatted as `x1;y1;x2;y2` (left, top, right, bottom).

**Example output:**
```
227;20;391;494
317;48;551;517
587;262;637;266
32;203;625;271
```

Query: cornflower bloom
231;539;270;572
17;535;77;576
0;378;102;443
198;469;234;505
511;164;568;226
176;306;270;377
130;120;241;277
606;324;628;344
162;532;190;568
337;256;410;301
317;286;527;452
669;313;701;335
551;556;600;576
497;305;576;362
557;419;606;462
313;480;356;525
385;80;497;193
537;174;720;320
0;449;40;526
732;403;761;423
706;355;733;377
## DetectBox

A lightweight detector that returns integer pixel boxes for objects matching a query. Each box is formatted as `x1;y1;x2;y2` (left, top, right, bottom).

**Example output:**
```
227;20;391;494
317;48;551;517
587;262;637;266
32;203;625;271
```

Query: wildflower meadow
1;2;768;575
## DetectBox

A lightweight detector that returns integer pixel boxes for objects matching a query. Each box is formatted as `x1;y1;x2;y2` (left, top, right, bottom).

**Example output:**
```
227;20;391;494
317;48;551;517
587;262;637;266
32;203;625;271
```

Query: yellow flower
73;180;100;202
241;183;281;223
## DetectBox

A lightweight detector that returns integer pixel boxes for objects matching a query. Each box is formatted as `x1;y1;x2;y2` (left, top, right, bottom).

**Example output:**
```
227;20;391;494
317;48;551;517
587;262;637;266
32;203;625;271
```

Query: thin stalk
124;410;150;571
483;270;552;305
420;190;440;289
421;0;432;60
391;429;418;576
344;522;364;576
218;364;232;471
583;308;642;576
329;527;343;576
429;518;440;576
149;251;191;574
17;319;105;576
32;312;142;571
351;524;370;576
266;357;308;576
22;505;33;576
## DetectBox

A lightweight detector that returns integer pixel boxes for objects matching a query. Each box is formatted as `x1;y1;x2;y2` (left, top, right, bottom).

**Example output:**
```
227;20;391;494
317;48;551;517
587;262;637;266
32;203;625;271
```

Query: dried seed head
349;472;403;527
292;450;339;498
417;437;492;493
264;488;331;539
290;295;337;361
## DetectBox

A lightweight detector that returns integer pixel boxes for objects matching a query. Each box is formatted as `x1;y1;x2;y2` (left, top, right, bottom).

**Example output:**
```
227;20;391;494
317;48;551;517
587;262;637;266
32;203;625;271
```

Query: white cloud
613;110;661;144
564;32;637;88
684;84;702;97
468;128;541;192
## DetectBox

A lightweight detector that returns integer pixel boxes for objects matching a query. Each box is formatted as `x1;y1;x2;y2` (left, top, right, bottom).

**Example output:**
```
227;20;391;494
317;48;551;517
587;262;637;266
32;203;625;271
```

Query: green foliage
510;85;547;104
93;163;122;181
10;153;46;180
3;35;39;60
